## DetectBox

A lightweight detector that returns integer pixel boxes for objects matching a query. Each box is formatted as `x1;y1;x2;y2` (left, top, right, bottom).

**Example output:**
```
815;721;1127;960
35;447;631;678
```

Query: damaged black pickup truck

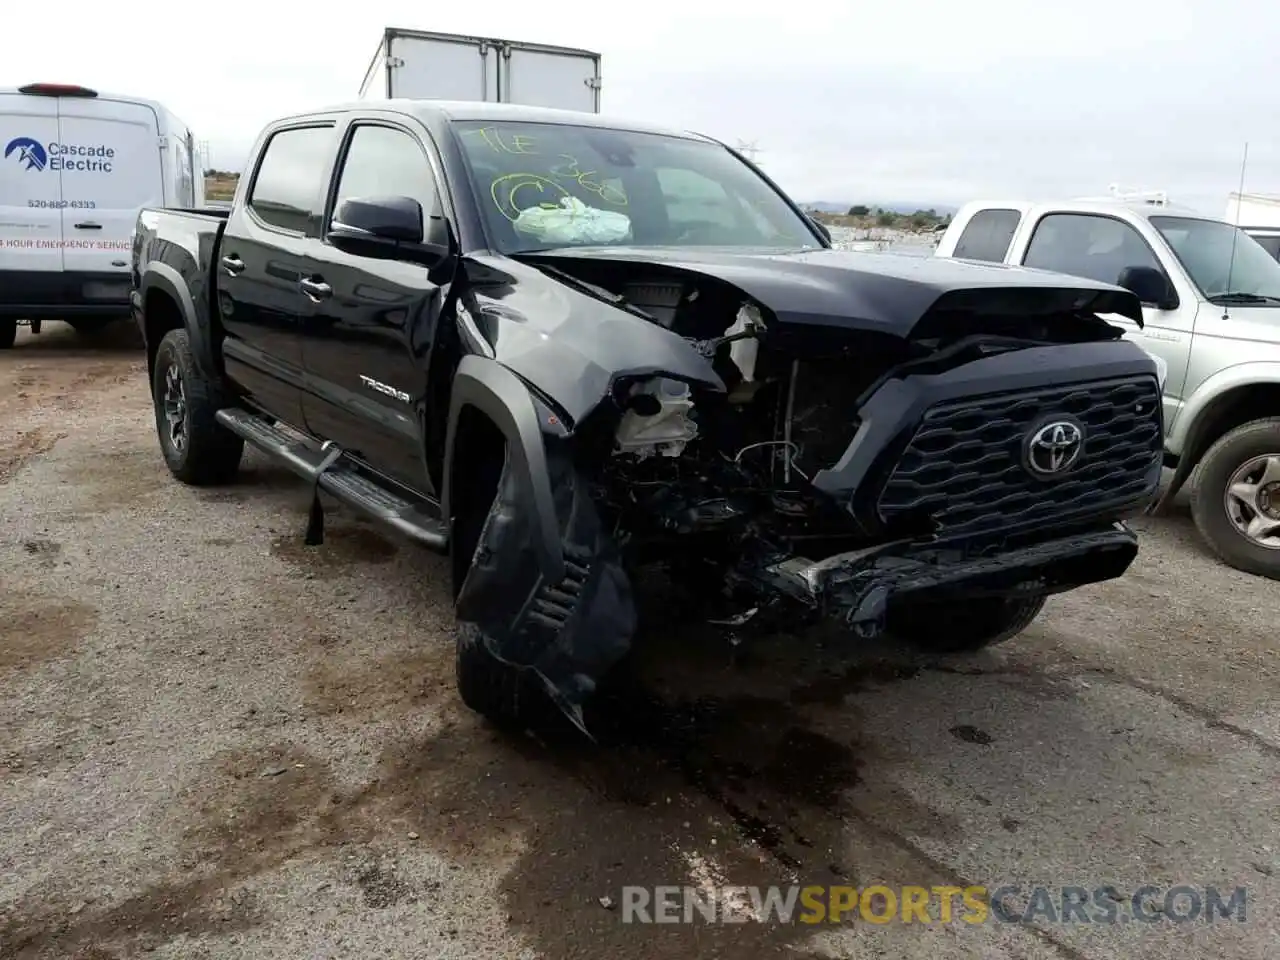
131;101;1164;733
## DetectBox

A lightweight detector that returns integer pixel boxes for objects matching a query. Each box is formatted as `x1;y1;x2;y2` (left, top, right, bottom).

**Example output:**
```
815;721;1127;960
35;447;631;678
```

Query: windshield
1151;216;1280;302
451;120;823;254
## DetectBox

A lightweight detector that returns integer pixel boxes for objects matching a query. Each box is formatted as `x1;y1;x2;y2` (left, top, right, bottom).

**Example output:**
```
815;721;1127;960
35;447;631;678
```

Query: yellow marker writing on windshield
490;173;572;221
463;126;538;155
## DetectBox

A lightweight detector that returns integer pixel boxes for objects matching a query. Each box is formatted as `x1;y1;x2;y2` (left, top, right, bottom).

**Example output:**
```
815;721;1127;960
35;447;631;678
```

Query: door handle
299;277;332;302
220;255;246;276
73;221;102;230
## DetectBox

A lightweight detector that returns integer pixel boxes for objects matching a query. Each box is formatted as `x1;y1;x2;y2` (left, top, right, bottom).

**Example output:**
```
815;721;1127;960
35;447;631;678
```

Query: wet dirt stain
358;661;923;960
21;538;63;568
349;858;417;909
0;592;98;675
270;523;399;577
0;745;322;958
0;429;66;485
788;660;922;706
949;724;994;745
303;646;448;718
62;449;169;512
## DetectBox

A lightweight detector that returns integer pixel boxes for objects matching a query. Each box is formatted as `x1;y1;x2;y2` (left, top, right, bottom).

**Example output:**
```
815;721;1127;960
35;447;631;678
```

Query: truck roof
295;99;716;144
957;197;1213;220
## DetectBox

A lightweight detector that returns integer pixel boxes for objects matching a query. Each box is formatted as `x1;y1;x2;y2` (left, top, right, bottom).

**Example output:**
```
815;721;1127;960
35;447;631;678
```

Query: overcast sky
7;0;1276;213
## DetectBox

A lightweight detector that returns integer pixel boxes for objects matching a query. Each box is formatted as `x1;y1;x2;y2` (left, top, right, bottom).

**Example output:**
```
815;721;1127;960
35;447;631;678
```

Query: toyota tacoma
130;101;1164;733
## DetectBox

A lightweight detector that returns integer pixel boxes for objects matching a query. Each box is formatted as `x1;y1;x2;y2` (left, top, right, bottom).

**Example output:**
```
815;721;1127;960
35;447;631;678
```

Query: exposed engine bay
559;266;898;598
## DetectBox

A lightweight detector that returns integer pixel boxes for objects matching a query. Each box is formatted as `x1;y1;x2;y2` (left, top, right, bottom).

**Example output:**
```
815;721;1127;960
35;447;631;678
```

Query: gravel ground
1;322;1277;960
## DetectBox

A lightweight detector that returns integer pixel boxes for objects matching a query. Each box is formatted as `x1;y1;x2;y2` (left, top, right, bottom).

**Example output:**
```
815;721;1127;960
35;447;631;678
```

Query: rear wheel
0;318;16;349
887;595;1047;653
1191;418;1280;581
151;328;244;485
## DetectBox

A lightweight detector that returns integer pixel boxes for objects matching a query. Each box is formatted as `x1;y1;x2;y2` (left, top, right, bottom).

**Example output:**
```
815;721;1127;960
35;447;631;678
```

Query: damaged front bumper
761;523;1139;636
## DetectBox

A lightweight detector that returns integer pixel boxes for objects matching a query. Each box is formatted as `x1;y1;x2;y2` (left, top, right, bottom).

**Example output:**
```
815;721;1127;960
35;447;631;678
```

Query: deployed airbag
514;196;632;245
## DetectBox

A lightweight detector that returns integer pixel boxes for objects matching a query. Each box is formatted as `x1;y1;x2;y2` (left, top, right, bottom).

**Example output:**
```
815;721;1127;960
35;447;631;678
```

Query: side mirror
808;215;832;244
327;195;455;267
1117;265;1178;310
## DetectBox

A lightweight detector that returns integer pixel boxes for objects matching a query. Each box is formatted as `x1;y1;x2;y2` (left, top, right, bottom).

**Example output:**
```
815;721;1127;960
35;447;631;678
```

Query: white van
0;82;203;348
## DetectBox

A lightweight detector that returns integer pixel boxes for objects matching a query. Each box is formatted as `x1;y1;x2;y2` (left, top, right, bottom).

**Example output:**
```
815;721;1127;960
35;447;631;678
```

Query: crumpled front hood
529;246;1146;334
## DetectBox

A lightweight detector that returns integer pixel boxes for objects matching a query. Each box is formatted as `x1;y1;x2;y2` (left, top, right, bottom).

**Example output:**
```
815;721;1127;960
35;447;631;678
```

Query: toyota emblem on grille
1024;419;1085;476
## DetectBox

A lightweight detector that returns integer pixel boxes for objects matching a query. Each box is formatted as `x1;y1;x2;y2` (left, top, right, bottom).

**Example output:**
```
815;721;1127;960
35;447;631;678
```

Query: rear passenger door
297;119;449;495
218;123;335;427
950;208;1021;263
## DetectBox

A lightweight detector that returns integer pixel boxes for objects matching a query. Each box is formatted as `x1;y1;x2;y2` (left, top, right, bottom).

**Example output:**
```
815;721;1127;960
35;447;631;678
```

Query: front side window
1152;216;1280;303
1023;213;1162;286
451;120;823;253
333;124;439;216
248;125;334;235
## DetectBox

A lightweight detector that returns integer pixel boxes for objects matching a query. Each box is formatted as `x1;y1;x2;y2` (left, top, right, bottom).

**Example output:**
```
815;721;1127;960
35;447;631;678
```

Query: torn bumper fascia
761;524;1140;636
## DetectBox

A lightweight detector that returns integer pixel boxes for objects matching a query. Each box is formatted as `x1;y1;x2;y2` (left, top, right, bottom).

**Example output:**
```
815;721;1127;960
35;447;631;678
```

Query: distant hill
804;200;959;216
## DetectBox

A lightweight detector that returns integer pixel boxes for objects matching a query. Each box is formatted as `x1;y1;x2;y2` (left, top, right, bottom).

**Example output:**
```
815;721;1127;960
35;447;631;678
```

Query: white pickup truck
936;194;1280;581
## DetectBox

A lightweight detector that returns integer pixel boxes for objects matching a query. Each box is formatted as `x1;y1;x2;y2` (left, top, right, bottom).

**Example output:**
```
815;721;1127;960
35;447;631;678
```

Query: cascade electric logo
4;137;47;171
4;136;115;173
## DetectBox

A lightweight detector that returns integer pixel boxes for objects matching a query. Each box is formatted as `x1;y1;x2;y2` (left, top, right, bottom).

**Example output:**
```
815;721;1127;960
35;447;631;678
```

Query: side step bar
215;407;449;552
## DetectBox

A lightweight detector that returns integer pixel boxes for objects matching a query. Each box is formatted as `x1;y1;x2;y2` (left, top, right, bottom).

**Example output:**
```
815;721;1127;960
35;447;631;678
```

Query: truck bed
131;206;228;358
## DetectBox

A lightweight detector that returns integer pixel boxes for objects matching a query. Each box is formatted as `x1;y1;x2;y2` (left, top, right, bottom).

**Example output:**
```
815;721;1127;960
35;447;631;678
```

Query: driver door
297;119;450;495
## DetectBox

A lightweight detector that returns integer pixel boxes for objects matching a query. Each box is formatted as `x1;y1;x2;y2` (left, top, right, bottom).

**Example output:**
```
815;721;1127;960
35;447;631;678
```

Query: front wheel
1191;418;1280;581
151;328;244;485
0;318;16;349
886;595;1047;653
450;447;541;728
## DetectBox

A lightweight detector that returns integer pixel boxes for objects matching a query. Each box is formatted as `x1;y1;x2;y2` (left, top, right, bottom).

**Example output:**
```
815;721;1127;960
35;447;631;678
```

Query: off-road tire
0;318;16;349
450;448;540;728
152;328;243;485
454;622;538;729
1190;417;1280;581
887;595;1047;653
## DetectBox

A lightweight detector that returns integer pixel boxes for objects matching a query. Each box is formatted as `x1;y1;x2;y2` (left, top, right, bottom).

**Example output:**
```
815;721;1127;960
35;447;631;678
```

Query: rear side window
953;208;1021;262
332;124;439;215
1253;235;1280;262
248;126;333;235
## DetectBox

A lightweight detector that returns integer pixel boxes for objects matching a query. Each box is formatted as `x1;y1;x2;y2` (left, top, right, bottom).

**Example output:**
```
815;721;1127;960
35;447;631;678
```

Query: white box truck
1;81;203;348
1224;191;1280;261
358;27;602;113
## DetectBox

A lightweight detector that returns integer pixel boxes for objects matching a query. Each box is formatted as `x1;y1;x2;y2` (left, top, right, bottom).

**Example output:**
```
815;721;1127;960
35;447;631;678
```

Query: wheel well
448;404;508;597
1181;383;1280;475
143;288;184;377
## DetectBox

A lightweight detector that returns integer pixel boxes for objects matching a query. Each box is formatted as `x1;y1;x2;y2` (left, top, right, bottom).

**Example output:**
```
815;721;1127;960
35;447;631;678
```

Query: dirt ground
1;322;1278;960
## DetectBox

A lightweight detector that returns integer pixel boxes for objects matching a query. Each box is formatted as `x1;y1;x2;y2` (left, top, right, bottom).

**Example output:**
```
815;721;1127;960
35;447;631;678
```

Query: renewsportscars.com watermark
620;884;1249;925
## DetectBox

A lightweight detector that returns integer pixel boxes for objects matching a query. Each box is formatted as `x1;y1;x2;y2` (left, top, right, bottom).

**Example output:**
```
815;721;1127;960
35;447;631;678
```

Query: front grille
877;375;1162;540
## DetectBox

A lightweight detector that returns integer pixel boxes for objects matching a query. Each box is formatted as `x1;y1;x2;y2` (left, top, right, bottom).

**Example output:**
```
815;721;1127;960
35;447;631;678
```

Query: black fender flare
139;264;218;382
443;354;565;583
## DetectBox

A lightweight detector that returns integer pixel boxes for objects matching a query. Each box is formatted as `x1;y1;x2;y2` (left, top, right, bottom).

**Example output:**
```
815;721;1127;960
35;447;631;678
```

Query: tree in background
847;204;870;217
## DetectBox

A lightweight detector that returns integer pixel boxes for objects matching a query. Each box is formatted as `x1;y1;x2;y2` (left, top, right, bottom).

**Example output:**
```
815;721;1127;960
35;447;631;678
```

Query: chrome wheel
1224;454;1280;549
162;362;188;454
